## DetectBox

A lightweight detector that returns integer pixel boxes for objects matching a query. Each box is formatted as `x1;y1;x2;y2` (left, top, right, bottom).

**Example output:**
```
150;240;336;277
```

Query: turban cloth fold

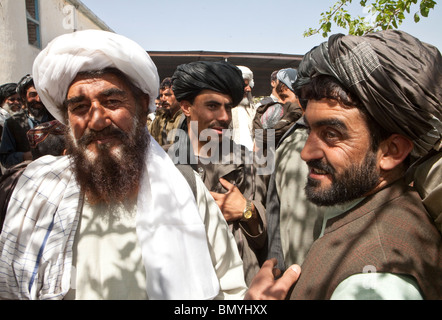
237;65;255;88
277;68;298;92
294;30;442;157
172;61;245;107
27;120;66;149
32;30;160;124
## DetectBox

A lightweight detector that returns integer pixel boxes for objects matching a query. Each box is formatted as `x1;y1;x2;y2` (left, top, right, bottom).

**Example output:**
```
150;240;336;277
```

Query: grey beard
238;92;253;107
2;102;21;116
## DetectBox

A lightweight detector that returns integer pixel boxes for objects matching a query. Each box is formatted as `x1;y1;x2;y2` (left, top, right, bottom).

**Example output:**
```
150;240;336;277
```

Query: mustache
306;159;336;175
27;101;44;109
77;126;129;147
208;121;230;130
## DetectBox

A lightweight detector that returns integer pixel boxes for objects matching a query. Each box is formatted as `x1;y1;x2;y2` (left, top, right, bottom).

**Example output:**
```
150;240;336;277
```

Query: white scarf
232;105;256;151
0;138;219;300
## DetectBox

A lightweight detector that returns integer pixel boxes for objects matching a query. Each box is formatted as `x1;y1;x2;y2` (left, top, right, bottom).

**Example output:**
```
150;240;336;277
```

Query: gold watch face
243;210;253;220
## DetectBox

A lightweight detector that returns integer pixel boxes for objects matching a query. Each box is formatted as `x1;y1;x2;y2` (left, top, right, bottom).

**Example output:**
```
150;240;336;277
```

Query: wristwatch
241;200;253;222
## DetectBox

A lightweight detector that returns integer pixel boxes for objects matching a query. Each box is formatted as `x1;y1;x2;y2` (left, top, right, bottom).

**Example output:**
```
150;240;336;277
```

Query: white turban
33;30;160;124
237;65;254;88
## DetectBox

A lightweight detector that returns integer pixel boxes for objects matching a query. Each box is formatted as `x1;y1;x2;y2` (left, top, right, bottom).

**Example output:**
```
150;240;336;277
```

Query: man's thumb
279;264;301;287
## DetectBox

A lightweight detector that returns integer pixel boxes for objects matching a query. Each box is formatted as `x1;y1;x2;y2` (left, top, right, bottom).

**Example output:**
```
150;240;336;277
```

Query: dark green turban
294;30;442;157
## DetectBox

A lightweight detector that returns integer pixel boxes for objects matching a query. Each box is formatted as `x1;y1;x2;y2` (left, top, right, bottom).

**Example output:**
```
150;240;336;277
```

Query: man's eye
71;104;89;113
323;129;340;141
105;99;123;108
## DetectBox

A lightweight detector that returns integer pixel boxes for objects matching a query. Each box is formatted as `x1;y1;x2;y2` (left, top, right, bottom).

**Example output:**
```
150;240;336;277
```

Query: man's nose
217;106;231;123
88;102;111;131
301;133;324;162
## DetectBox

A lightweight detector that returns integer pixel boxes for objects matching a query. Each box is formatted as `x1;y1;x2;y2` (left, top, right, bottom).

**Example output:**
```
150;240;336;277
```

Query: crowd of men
0;28;440;300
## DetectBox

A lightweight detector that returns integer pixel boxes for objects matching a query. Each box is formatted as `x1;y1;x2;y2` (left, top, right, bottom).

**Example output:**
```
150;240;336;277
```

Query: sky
80;0;442;55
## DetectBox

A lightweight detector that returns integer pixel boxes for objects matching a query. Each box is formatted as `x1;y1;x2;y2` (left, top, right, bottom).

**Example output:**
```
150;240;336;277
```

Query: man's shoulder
343;179;440;246
325;179;436;241
22;155;72;180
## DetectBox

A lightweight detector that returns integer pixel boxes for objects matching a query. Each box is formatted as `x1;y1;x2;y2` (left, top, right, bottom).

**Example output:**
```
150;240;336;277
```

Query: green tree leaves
304;0;437;37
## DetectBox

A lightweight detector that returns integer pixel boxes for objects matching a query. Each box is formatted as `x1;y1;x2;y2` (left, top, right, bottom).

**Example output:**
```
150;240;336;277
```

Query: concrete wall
0;0;112;84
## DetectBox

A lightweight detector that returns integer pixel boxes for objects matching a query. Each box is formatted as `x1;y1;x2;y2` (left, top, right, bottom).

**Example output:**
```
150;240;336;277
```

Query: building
0;0;113;84
1;1;303;97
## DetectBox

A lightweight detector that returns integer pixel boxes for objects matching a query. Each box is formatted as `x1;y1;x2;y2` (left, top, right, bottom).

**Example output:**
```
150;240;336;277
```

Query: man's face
183;89;233;152
3;93;22;113
278;87;297;104
159;87;180;115
244;79;252;96
65;72;149;205
301;98;381;206
26;86;45;117
67;73;142;157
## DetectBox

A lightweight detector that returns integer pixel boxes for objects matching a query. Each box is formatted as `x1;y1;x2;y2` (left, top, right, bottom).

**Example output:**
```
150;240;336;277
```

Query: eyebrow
65;95;86;106
101;88;128;98
205;99;235;108
305;117;348;131
66;88;128;106
204;100;222;105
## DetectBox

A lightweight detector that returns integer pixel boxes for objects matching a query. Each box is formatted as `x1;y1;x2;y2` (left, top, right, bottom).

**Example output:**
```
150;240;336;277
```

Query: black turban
0;83;18;105
172;61;245;107
294;30;442;157
17;74;34;101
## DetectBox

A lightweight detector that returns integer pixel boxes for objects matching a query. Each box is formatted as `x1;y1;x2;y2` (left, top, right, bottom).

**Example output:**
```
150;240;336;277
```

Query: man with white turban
231;66;256;151
0;30;249;300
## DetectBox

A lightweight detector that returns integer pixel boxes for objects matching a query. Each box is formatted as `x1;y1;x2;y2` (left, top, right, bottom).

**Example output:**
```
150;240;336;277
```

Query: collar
319;198;365;238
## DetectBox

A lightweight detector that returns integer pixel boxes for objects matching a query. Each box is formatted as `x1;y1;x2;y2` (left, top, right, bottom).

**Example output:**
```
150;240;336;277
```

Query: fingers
209;191;221;200
267;264;300;300
245;260;301;300
272;268;282;278
219;178;235;192
248;258;277;285
278;264;301;289
260;258;278;275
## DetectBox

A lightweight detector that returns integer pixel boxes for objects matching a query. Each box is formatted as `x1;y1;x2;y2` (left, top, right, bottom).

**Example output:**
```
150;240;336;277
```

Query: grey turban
294;30;442;157
172;61;245;107
32;30;160;124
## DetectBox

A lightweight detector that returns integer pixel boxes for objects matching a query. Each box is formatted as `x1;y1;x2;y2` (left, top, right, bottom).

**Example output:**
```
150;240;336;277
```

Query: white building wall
0;0;112;84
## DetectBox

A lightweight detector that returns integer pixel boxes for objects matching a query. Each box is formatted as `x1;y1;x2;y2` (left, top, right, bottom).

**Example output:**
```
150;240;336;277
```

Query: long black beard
305;151;380;207
66;122;150;208
27;101;46;119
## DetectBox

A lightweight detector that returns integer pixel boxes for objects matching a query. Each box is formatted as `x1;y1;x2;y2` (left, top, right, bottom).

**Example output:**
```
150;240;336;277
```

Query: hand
210;178;247;222
245;258;301;300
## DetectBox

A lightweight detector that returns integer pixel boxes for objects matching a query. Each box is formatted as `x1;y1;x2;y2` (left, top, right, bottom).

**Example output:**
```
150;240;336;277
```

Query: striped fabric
0;136;220;300
0;155;82;300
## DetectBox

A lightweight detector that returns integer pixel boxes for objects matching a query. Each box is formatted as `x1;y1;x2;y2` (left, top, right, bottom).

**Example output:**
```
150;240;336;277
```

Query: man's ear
181;100;192;117
379;134;414;171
